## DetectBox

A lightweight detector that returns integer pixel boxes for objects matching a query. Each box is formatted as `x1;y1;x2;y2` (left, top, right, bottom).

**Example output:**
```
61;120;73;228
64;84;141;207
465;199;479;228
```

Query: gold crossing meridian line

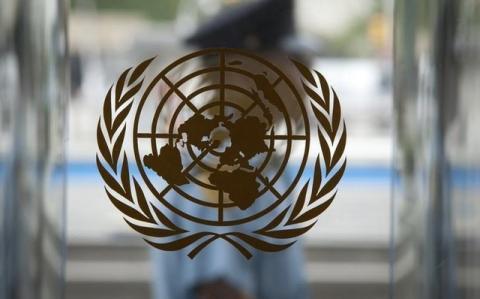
161;75;200;113
219;51;225;117
158;145;214;198
218;191;224;222
137;133;181;139
272;76;282;87
257;175;283;200
240;78;281;118
137;133;306;140
263;134;307;140
242;102;257;116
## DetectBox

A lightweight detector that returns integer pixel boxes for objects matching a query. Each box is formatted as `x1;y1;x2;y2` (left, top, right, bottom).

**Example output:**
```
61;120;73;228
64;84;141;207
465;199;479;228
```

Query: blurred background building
1;0;479;298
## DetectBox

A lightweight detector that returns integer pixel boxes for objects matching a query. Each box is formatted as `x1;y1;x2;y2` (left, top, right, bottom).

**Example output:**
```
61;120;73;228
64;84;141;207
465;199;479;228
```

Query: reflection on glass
66;0;395;298
0;0;68;298
392;0;480;298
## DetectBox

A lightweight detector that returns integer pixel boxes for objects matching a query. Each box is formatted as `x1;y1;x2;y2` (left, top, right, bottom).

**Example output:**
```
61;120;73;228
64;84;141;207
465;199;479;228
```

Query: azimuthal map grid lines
131;48;310;226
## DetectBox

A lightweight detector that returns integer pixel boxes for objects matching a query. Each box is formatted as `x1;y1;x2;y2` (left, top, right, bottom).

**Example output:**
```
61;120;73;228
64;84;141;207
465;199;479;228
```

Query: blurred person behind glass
151;1;315;298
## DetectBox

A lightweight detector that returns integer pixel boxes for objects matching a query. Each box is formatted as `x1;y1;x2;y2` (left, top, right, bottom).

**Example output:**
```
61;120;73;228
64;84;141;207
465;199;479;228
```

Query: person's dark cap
185;0;294;50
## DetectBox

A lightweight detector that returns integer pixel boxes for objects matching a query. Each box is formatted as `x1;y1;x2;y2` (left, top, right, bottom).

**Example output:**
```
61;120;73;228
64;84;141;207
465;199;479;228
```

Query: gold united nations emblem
96;49;347;258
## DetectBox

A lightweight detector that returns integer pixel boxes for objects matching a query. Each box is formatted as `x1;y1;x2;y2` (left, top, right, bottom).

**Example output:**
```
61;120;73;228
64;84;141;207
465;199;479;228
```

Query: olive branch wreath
96;57;347;259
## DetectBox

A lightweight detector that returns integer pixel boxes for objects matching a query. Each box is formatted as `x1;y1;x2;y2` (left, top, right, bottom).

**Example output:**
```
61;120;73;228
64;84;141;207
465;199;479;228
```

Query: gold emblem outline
96;50;347;259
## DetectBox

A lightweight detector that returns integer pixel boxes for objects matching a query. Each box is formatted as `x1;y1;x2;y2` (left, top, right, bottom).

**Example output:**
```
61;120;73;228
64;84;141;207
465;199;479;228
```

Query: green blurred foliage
71;0;180;20
326;2;385;57
326;17;372;57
